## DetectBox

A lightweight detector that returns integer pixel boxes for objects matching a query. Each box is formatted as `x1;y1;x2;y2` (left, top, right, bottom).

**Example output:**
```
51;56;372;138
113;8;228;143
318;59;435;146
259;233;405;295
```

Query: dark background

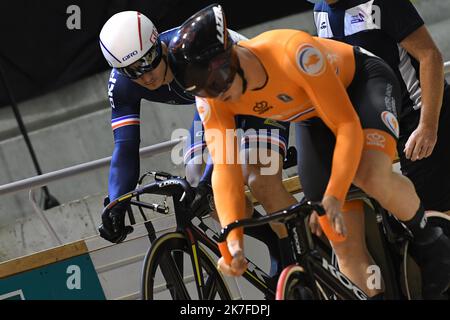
0;0;312;107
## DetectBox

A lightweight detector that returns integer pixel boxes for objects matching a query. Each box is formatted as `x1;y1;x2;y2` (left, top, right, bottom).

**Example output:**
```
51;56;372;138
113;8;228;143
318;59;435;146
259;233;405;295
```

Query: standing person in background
309;0;450;299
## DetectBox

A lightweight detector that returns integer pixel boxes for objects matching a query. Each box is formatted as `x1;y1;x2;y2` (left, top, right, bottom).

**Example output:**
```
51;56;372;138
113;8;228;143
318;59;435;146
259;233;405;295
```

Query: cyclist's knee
246;166;283;198
354;159;391;198
242;151;283;180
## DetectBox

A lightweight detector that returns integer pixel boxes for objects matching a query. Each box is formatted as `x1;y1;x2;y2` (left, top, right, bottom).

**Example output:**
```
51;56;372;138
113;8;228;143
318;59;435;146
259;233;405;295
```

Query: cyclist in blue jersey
97;11;297;275
308;0;450;299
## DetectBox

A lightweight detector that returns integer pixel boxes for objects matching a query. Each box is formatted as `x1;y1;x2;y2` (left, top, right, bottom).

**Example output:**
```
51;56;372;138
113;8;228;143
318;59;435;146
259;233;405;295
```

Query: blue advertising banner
0;254;105;300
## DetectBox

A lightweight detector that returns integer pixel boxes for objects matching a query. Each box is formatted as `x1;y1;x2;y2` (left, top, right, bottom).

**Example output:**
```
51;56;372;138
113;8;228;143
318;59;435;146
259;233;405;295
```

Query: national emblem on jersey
381;111;399;138
111;114;140;131
297;44;325;76
196;98;211;123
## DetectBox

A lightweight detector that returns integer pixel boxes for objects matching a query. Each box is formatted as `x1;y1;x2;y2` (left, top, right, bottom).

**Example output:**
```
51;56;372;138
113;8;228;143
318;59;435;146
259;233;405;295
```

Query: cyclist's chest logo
253;101;274;115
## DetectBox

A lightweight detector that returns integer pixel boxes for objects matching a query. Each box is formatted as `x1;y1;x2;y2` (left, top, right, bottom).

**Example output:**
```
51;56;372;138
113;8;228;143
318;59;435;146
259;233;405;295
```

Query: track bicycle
102;171;450;300
218;188;450;300
102;171;286;300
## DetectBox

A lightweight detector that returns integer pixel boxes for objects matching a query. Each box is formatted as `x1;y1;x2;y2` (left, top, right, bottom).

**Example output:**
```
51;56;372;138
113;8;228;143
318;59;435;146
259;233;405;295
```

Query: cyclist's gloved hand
190;180;215;215
98;204;133;243
321;195;347;239
217;240;248;277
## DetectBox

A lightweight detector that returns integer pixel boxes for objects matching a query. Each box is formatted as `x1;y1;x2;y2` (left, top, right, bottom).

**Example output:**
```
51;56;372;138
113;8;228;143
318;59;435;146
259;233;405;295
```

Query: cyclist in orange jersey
168;4;450;298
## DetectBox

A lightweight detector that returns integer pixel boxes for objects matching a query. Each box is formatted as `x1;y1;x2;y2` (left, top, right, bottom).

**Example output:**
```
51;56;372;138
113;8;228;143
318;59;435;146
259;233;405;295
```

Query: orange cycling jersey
197;29;364;248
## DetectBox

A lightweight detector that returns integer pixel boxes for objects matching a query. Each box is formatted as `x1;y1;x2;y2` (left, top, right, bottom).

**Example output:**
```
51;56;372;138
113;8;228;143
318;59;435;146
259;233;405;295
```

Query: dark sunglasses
117;39;163;79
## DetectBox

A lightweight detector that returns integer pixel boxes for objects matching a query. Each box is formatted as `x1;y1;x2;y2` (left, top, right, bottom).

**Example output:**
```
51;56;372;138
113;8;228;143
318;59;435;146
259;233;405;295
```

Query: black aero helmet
168;4;239;97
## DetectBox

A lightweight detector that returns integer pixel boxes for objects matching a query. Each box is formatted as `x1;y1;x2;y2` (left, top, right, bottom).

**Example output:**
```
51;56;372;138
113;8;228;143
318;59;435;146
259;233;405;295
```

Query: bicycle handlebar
217;200;345;244
102;174;195;216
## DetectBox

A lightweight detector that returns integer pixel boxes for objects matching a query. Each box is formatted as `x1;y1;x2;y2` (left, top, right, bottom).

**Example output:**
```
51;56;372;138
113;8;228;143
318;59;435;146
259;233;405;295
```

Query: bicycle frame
219;202;369;300
104;173;410;300
103;173;277;299
283;215;368;300
171;193;277;299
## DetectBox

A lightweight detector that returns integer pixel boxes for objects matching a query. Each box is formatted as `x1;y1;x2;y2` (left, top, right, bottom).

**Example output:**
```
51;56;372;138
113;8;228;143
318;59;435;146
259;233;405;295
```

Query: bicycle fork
184;227;208;300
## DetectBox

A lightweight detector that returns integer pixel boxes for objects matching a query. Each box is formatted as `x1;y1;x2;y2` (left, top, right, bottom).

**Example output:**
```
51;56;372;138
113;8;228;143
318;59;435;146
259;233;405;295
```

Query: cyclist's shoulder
107;69;143;107
245;29;317;67
248;29;314;50
159;27;180;45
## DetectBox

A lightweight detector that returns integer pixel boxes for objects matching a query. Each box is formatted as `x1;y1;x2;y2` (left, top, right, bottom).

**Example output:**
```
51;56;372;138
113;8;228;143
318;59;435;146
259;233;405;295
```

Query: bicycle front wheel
141;232;232;300
276;265;315;300
426;211;450;236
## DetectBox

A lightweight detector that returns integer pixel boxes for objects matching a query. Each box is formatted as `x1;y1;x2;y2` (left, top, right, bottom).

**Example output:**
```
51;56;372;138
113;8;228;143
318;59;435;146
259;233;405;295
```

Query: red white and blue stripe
183;142;206;164
243;133;287;155
111;114;140;131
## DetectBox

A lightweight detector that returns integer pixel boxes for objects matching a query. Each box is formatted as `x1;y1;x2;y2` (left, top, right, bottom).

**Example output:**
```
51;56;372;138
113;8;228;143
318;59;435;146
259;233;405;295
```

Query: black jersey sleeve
377;0;424;43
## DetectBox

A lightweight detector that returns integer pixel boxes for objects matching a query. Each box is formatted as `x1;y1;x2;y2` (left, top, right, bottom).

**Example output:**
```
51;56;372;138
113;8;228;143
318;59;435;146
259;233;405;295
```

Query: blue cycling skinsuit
312;0;450;211
107;27;290;202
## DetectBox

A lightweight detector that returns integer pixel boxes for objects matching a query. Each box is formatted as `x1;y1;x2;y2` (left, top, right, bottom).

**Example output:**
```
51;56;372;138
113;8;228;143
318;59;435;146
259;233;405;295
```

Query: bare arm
400;25;444;160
